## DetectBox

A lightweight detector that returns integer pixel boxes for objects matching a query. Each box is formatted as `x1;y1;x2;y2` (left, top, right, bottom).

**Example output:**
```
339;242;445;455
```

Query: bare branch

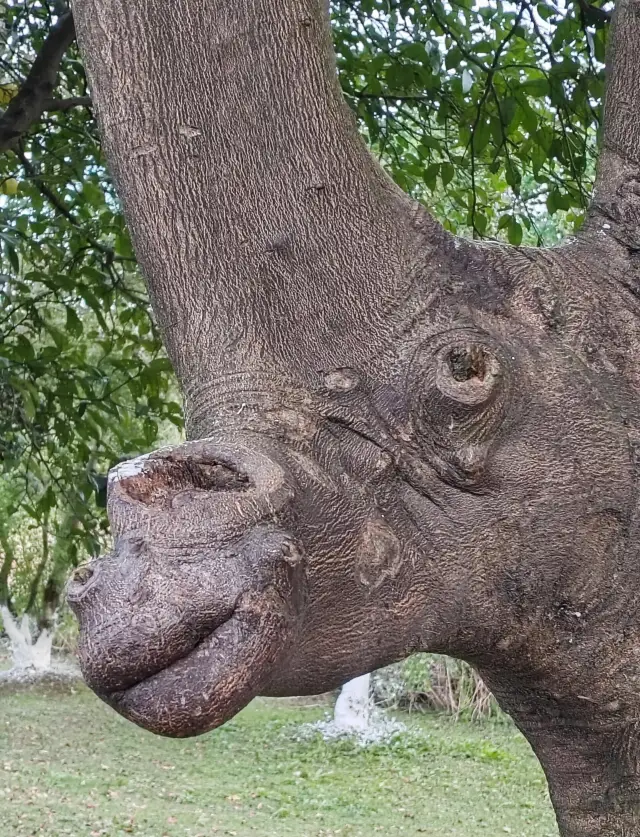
0;11;76;153
45;95;92;112
586;0;640;249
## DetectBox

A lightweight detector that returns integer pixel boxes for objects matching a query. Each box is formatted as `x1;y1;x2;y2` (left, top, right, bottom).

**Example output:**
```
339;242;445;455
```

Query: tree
9;0;640;835
0;0;582;681
0;486;78;673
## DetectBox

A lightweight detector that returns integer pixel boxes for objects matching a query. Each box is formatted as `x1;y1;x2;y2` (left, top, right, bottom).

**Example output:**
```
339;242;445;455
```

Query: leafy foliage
333;0;609;242
0;2;183;619
374;654;500;720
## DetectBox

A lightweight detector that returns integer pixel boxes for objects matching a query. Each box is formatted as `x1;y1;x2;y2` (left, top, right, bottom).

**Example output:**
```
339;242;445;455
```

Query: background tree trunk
333;674;372;732
0;606;53;672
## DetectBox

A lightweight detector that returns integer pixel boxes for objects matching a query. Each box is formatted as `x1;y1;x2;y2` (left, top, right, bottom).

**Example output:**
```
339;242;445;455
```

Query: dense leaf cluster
0;3;183;600
333;0;608;243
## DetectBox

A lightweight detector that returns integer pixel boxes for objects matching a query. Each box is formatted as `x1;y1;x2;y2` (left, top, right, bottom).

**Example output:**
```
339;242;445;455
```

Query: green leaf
521;78;550;98
440;163;455;187
505;161;522;194
15;335;35;362
507;218;523;246
147;357;173;374
472;121;491;154
66;307;84;338
5;242;19;272
423;163;440;190
499;97;518;130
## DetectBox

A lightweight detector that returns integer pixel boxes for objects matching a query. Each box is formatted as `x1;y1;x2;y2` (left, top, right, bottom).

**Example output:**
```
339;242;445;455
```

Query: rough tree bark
67;1;640;835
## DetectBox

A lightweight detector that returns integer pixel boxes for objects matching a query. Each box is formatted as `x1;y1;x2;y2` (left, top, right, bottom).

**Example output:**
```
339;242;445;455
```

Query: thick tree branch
586;0;640;249
575;0;611;24
71;0;445;414
0;11;76;153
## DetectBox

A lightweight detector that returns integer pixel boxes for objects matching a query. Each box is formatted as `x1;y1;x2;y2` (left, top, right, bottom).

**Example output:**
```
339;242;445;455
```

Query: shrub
373;654;501;721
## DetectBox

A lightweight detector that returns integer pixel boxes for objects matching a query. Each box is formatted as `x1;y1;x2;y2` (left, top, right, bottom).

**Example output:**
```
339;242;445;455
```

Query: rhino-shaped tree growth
67;1;640;834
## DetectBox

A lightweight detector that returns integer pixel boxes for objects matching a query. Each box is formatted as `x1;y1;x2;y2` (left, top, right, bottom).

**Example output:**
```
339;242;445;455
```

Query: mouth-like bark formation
102;588;296;738
68;436;309;728
72;524;307;730
76;589;241;694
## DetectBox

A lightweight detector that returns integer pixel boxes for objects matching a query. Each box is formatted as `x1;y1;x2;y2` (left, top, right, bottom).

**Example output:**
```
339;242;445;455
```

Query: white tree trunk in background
299;671;405;743
333;673;372;731
0;606;52;671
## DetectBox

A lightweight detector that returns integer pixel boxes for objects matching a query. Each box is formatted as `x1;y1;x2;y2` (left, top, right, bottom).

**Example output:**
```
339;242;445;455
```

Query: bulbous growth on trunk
68;0;640;834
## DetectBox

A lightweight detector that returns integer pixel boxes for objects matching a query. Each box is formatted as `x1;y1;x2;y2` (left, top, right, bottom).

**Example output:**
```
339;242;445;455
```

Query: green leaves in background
332;0;609;243
1;2;183;564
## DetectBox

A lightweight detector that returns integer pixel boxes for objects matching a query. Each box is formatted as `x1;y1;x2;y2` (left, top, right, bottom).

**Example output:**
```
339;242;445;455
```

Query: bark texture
70;0;443;432
68;1;640;835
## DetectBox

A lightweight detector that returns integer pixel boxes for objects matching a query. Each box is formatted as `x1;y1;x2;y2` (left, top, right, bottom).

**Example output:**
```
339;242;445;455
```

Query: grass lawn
0;687;558;837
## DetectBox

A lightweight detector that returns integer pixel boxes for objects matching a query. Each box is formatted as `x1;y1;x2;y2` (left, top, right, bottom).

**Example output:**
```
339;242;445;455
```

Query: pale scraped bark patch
107;445;179;485
0;607;81;690
108;453;152;485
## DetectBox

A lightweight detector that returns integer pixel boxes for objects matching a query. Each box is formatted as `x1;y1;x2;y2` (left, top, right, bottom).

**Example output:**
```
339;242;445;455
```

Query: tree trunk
0;606;52;672
0;515;15;609
69;0;439;437
482;670;640;837
68;1;640;834
38;508;79;632
334;674;371;732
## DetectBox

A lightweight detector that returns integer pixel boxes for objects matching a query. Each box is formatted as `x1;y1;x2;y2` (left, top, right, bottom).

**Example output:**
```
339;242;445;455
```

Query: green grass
0;687;558;837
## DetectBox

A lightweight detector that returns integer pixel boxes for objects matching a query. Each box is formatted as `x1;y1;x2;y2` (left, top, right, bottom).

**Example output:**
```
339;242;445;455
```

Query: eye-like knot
408;328;516;490
436;344;502;407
